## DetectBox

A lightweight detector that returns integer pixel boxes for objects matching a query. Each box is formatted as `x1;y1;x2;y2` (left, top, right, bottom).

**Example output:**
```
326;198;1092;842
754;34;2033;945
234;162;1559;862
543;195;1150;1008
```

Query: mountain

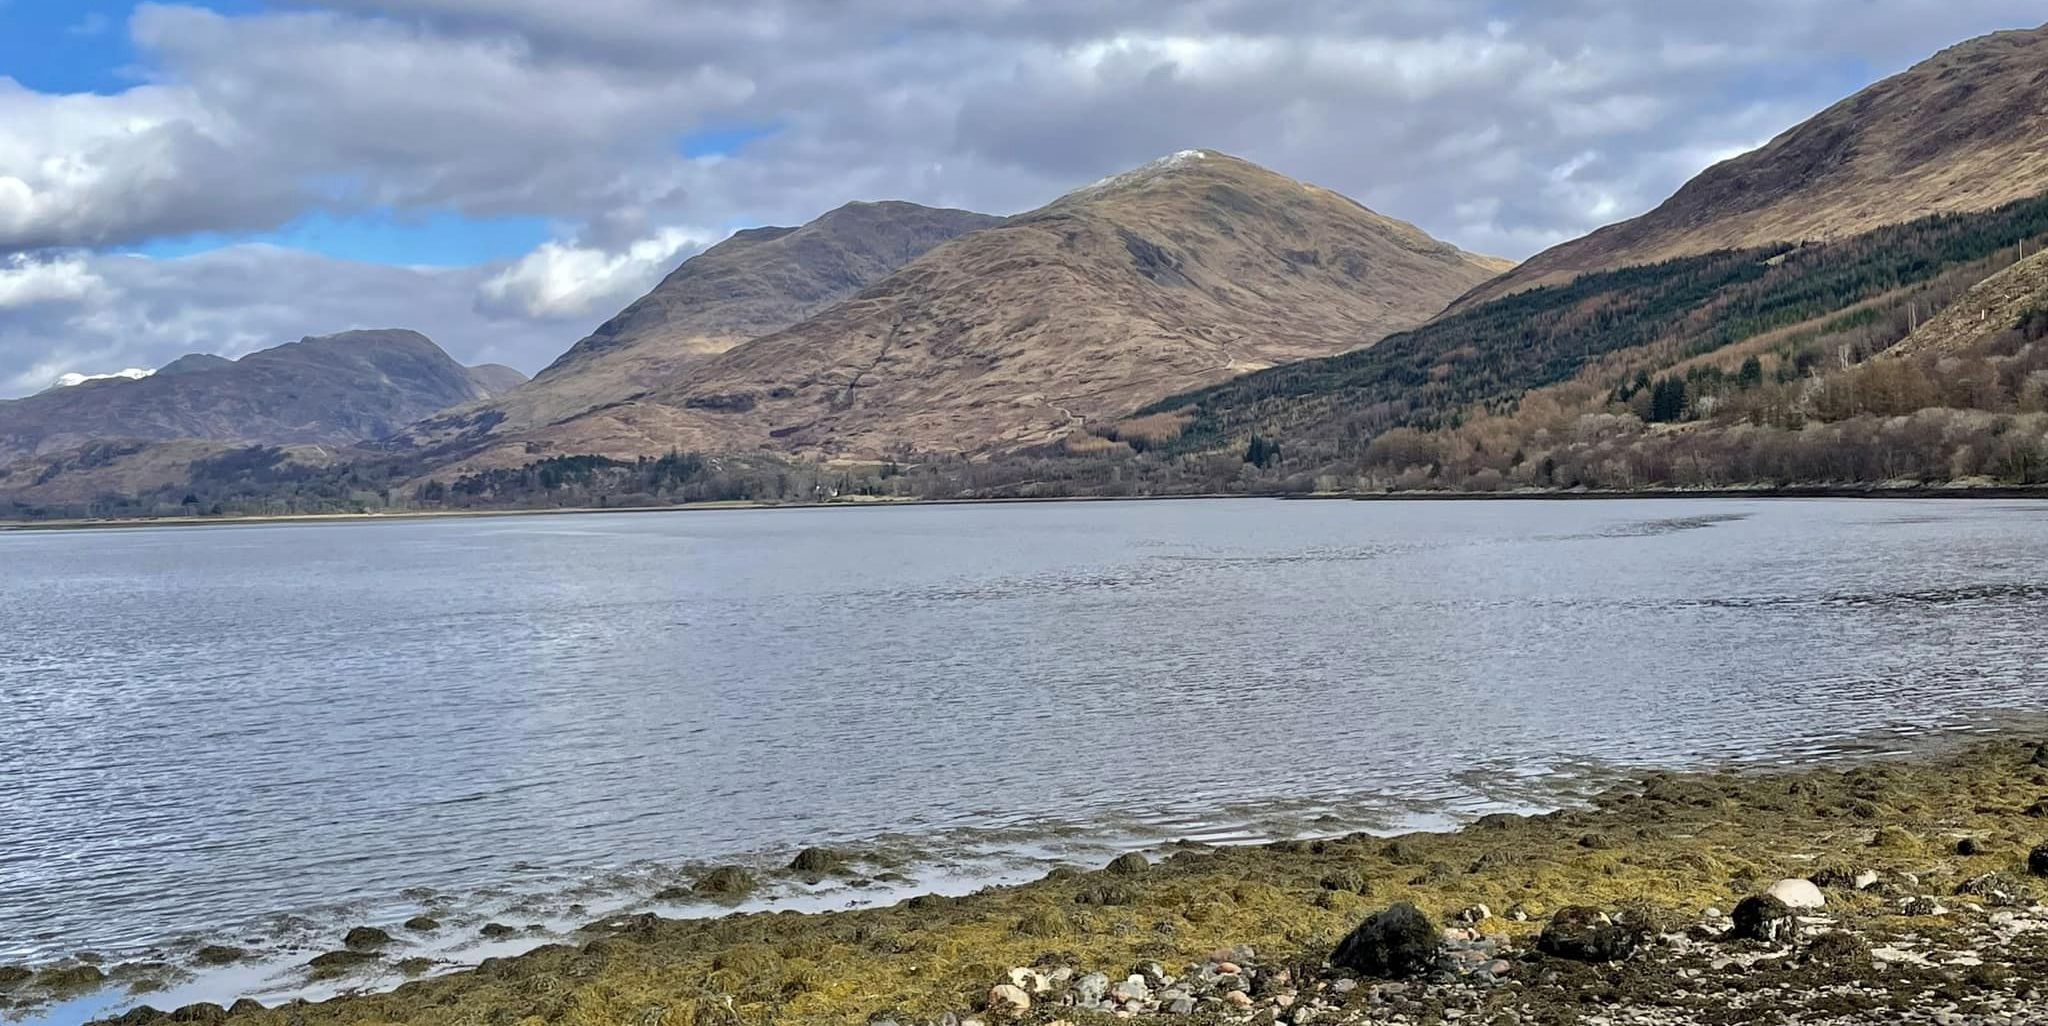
436;150;1509;468
1459;23;2048;309
407;201;1003;448
0;330;523;464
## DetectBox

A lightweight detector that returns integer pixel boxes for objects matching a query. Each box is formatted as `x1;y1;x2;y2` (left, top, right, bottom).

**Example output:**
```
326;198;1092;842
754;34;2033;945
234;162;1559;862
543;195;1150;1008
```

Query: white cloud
0;246;583;398
478;227;716;319
3;0;2048;392
0;254;104;308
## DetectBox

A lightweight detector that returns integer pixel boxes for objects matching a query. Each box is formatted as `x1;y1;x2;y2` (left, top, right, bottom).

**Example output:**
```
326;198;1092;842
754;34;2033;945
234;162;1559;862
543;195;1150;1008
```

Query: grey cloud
3;0;2046;393
0;247;581;397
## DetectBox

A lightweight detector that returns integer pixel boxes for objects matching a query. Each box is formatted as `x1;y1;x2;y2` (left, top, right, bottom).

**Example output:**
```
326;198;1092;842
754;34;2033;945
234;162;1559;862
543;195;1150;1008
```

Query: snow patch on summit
1061;150;1214;204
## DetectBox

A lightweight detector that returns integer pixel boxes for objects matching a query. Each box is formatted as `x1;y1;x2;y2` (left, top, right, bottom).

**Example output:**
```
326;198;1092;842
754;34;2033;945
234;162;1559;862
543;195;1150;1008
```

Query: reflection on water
3;497;2047;1008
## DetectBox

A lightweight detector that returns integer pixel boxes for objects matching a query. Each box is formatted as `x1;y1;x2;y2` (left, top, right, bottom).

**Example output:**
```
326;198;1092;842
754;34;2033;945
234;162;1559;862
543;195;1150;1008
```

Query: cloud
0;247;583;396
0;254;104;308
479;227;716;319
2;0;2047;394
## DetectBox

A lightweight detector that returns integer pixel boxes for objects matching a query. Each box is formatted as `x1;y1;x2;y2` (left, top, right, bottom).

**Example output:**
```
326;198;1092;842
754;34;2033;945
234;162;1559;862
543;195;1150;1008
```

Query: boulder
1536;906;1640;963
1766;878;1826;910
1730;895;1799;945
985;983;1030;1018
691;866;758;898
788;847;846;874
403;916;441;932
1105;852;1150;876
1330;902;1441;978
342;926;392;951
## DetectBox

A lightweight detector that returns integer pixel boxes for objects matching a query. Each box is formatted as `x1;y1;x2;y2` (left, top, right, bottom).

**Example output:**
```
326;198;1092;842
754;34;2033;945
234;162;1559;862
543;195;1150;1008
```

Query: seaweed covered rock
1730;895;1799;945
1537;906;1639;963
166;1002;227;1023
692;866;758;898
1105;852;1150;876
192;946;243;966
403;916;441;932
342;927;392;951
1330;902;1441;978
788;847;846;874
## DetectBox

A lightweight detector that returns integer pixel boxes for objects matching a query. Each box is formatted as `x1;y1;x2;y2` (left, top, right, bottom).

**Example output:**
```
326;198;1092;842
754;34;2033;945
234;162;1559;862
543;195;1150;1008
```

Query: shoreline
17;732;2048;1026
6;484;2048;533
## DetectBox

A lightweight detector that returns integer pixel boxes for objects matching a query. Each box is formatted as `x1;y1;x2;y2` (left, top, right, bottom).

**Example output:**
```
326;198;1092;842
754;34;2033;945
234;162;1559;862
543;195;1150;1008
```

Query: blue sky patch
136;209;558;267
679;123;782;159
0;0;264;94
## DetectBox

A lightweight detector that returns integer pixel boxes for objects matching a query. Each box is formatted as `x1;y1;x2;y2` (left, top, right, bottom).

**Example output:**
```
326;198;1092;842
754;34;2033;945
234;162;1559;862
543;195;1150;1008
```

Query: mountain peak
1458;20;2048;307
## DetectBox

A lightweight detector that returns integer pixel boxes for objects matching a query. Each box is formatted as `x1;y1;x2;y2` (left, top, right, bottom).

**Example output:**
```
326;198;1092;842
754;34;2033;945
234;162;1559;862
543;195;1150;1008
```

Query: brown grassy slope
0;330;518;465
1457;22;2048;310
398;202;1001;452
1887;247;2048;358
460;151;1509;467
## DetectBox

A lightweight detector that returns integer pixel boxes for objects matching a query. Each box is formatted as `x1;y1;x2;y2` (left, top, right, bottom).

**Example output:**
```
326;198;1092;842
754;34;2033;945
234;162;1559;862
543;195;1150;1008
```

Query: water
3;497;2047;1015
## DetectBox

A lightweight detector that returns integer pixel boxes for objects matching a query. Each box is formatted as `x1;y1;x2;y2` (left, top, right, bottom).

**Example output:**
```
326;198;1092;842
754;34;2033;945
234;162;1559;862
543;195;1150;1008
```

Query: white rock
1767;878;1827;909
1854;870;1882;890
987;984;1031;1017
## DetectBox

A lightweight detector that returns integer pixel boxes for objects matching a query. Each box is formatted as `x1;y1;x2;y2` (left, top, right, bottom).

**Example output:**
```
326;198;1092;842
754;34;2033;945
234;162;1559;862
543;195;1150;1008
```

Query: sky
0;1;2044;397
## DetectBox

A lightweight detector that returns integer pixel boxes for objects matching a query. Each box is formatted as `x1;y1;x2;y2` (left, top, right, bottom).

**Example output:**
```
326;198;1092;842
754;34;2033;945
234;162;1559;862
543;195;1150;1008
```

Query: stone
1765;878;1827;910
192;945;243;966
342;926;392;951
692;866;757;897
1854;870;1882;890
986;983;1030;1018
2030;844;2048;878
479;923;519;939
1105;852;1150;876
1330;903;1441;979
1164;995;1196;1015
166;1003;227;1023
1007;967;1050;995
1456;904;1492;925
1110;975;1151;1004
1537;906;1639;963
788;847;846;874
1957;837;1983;856
1072;972;1110;1005
1224;991;1253;1009
1730;895;1799;945
403;916;441;931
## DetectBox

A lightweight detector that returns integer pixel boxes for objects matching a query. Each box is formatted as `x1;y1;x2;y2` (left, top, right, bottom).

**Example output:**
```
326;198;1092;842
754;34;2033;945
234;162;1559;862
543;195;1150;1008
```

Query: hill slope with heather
400;201;1002;456
434;151;1510;469
1458;23;2048;309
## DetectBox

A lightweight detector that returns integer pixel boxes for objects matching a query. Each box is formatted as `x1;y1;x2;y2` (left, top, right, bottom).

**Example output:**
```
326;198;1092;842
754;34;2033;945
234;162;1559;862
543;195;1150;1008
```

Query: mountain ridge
1456;22;2048;309
426;150;1511;470
0;330;524;465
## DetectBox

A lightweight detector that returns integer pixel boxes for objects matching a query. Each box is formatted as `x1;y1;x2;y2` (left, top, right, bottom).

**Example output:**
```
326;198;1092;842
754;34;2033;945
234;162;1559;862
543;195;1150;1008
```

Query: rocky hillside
434;151;1509;468
1459;23;2048;308
0;330;523;463
404;201;1002;449
1887;247;2048;358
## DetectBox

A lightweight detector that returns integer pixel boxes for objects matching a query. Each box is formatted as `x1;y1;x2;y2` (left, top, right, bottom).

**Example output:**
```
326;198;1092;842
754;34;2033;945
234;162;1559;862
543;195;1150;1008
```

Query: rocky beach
13;737;2047;1026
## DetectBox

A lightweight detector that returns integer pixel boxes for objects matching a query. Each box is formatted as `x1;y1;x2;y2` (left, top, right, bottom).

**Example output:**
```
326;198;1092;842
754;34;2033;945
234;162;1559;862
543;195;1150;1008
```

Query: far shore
6;483;2048;533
